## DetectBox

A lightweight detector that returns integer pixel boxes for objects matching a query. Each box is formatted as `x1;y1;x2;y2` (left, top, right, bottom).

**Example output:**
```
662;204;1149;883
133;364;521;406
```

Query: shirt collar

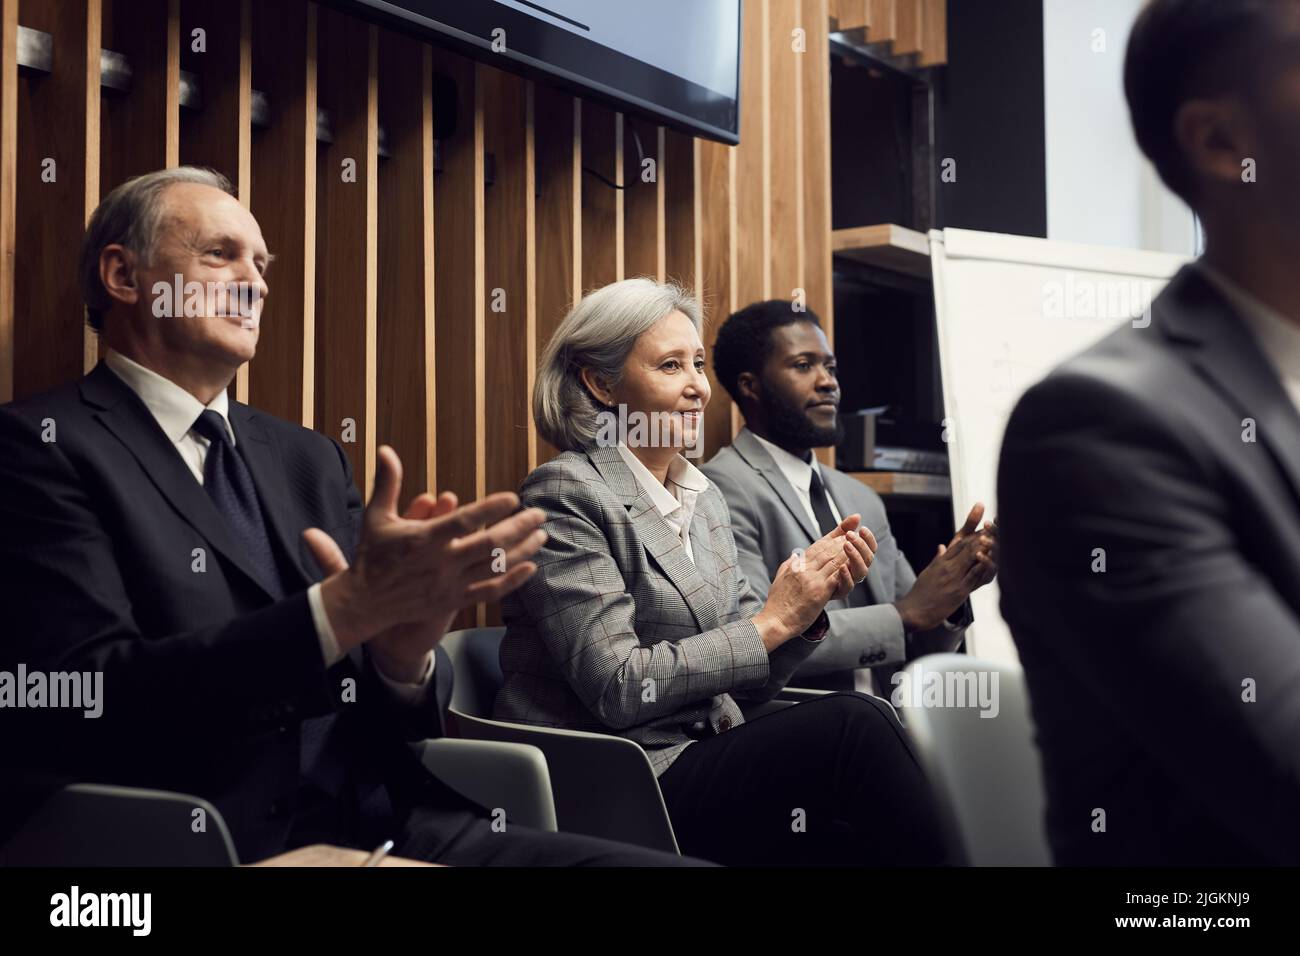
1195;260;1300;384
614;443;709;518
104;348;234;445
750;430;819;494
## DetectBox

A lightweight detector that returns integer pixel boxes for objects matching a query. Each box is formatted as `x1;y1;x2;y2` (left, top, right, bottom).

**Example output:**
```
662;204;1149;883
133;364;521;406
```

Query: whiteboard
928;228;1190;664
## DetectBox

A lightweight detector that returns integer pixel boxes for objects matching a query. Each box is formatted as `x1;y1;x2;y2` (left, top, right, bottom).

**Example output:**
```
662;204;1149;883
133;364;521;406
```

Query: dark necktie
191;409;286;599
808;466;839;537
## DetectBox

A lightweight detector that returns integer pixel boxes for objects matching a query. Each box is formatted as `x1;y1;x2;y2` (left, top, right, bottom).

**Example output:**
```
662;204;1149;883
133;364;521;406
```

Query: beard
760;389;843;451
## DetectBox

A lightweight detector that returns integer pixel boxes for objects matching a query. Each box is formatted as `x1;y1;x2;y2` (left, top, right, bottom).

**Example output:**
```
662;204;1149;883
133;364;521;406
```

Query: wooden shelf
849;471;950;498
832;223;931;278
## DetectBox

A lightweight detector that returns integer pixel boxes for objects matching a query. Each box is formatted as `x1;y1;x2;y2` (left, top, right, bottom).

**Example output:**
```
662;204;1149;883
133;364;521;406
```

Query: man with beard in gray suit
703;302;998;696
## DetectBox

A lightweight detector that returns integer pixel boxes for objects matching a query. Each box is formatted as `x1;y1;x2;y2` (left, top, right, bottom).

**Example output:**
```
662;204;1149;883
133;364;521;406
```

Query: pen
361;839;395;867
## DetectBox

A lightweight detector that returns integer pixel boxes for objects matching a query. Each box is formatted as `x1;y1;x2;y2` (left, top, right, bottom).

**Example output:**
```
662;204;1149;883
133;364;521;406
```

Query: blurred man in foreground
999;0;1300;864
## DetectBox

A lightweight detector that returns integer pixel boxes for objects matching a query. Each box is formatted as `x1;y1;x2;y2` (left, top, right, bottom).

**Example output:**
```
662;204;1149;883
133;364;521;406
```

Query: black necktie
191;409;286;599
808;466;839;537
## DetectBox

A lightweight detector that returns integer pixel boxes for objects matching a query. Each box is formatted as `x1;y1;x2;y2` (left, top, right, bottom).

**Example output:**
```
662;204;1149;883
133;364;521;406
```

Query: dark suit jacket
998;264;1300;865
0;360;473;863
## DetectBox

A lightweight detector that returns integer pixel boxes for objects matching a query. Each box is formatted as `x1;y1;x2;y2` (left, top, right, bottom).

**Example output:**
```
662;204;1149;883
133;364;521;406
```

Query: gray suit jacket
702;427;970;693
999;264;1300;865
495;444;822;775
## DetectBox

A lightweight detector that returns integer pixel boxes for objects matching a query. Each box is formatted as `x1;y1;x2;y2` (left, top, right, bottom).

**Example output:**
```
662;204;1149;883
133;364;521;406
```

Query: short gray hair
534;277;703;452
79;166;234;331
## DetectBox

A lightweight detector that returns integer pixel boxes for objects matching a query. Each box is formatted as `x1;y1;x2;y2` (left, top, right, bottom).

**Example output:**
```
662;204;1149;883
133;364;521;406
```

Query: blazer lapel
588;445;721;632
1159;266;1300;506
80;362;280;601
228;403;312;589
730;427;821;542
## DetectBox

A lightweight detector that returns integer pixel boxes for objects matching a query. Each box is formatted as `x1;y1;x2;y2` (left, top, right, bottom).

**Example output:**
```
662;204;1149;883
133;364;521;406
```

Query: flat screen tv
323;0;743;144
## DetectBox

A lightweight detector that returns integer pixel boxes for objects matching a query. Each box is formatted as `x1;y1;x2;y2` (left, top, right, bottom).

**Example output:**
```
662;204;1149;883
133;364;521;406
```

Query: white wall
1042;0;1198;254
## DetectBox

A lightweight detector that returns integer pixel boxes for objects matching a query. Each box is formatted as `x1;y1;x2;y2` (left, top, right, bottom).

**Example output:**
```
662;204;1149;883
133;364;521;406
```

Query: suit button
860;654;871;665
718;716;732;732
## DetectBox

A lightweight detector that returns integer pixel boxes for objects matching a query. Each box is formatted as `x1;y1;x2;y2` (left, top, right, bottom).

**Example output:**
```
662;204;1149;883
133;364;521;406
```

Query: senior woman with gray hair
496;278;949;865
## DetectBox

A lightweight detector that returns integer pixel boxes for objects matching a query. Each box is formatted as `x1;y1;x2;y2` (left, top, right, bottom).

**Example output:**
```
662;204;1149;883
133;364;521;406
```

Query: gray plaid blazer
495;444;821;775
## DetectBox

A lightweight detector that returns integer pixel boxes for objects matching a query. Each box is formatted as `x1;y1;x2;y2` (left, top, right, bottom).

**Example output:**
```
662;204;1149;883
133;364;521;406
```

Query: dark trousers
394;805;708;867
656;693;951;866
286;778;707;867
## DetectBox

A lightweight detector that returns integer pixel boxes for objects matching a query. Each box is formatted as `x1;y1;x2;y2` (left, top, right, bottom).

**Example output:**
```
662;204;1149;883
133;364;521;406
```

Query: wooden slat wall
0;0;17;402
100;0;178;191
248;0;315;427
0;0;949;582
376;31;435;512
622;116;663;281
894;0;924;56
531;85;579;467
314;8;377;492
921;0;948;66
430;47;483;510
480;65;533;496
869;0;898;43
180;0;252;399
829;0;869;32
14;0;100;397
580;101;621;290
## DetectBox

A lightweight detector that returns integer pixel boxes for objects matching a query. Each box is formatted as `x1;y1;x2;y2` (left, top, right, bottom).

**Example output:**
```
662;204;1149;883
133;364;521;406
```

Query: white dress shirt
103;349;432;700
750;432;844;532
615;443;711;565
1196;261;1300;413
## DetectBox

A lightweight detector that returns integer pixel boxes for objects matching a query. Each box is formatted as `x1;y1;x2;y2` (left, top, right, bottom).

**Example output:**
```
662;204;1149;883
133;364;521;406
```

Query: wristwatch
801;610;830;643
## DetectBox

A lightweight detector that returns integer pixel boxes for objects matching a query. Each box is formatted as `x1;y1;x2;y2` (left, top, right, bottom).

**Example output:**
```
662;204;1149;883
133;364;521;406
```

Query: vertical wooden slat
830;0;869;32
697;138;734;460
920;0;947;66
532;87;579;466
894;0;923;56
868;0;897;43
249;0;315;427
804;0;837;468
430;48;484;631
802;0;834;332
376;32;435;512
96;0;178;369
734;0;768;309
314;10;377;494
622;116;663;281
14;0;100;397
0;0;17;402
180;0;251;401
580;101;621;290
481;65;534;625
768;0;803;303
431;49;484;508
662;128;696;292
100;0;179;190
179;0;250;195
480;64;533;497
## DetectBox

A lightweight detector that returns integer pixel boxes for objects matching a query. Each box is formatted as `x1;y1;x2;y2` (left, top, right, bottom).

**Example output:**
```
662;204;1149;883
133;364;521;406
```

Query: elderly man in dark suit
0;166;695;866
702;301;997;697
998;0;1300;865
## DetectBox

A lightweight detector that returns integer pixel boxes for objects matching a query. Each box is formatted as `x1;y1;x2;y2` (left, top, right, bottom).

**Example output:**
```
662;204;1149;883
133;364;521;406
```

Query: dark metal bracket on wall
16;24;396;157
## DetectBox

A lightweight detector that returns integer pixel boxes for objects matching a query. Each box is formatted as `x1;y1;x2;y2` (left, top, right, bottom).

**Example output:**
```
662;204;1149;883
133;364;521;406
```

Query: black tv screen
324;0;743;144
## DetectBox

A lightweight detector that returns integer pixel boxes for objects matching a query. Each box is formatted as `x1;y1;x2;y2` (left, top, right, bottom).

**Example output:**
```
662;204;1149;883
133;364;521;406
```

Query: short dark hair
712;300;822;407
1124;0;1289;206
